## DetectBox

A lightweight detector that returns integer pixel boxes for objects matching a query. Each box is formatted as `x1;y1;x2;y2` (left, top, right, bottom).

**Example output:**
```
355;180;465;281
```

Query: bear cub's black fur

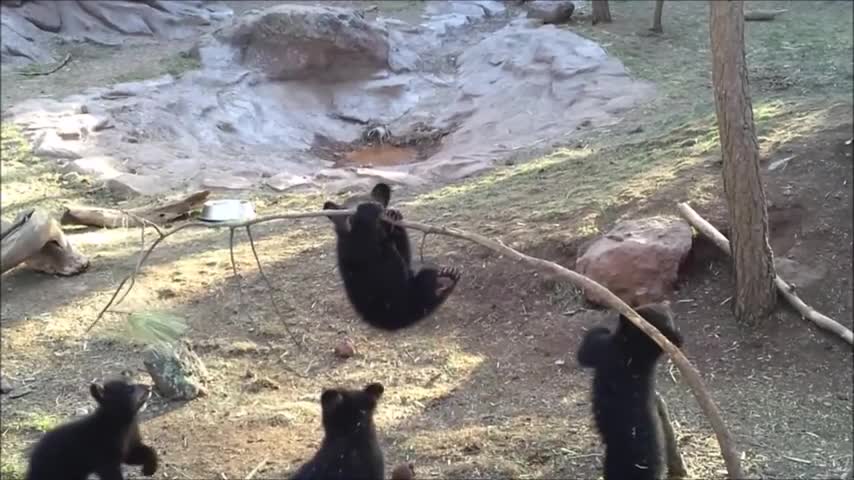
25;378;158;480
577;303;684;480
324;183;461;330
290;383;385;480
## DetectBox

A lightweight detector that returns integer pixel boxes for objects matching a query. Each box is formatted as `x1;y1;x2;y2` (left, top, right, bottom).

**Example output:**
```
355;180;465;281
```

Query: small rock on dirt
334;338;357;359
1;375;13;394
391;463;416;480
576;216;693;307
143;341;208;401
524;0;575;24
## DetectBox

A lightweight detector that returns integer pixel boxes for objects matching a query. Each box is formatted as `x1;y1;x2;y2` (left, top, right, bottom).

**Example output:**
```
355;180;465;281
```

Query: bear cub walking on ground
323;183;461;331
290;383;386;480
577;302;684;480
25;378;159;480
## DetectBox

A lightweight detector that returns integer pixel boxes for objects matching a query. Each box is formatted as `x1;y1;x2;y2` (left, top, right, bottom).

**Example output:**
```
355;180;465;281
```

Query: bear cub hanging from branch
25;377;159;480
576;302;684;480
323;183;461;331
289;382;386;480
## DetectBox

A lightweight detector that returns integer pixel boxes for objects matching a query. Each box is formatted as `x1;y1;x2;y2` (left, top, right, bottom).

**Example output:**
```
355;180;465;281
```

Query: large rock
2;1;232;65
576;216;693;307
214;4;390;81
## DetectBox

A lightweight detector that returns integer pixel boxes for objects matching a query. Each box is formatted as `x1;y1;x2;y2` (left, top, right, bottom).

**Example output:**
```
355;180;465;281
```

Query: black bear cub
576;303;684;480
25;378;158;480
323;183;461;331
290;383;385;480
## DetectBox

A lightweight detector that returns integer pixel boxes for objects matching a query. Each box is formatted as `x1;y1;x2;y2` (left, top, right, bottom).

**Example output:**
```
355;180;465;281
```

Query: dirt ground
1;1;852;479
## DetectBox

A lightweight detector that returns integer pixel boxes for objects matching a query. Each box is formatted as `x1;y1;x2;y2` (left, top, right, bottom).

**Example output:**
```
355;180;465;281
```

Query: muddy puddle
336;144;420;167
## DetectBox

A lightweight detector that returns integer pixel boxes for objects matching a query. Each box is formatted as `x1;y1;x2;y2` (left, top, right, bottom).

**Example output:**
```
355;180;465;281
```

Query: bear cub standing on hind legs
25;377;158;480
576;302;684;480
290;383;386;480
323;183;461;331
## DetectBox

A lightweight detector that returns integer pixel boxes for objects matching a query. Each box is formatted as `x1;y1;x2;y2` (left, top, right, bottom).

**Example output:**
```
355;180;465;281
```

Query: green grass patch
6;411;61;434
569;0;852;142
0;452;26;480
113;52;201;84
398;1;852;243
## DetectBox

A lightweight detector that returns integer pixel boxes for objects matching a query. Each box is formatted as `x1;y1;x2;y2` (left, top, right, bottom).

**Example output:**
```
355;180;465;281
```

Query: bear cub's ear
90;383;105;403
320;389;344;410
363;383;384;400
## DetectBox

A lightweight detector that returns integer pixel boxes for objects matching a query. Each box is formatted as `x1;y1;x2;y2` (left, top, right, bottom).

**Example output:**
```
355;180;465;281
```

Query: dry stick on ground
19;52;72;77
677;202;854;346
87;208;745;478
244;456;268;480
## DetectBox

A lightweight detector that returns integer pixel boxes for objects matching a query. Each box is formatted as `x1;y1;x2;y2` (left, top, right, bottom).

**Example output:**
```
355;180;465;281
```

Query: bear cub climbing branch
323;183;461;331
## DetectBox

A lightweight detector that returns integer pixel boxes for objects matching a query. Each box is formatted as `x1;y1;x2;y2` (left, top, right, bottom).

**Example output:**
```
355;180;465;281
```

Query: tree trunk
709;0;777;327
592;0;611;25
651;0;665;33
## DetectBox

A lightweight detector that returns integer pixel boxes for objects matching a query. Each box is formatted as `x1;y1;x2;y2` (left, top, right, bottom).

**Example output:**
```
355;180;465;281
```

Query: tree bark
592;0;612;25
709;0;777;327
651;0;665;33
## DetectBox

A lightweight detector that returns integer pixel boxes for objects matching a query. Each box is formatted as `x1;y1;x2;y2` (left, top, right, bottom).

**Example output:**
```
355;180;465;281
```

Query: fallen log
1;209;89;276
60;190;210;228
677;202;853;346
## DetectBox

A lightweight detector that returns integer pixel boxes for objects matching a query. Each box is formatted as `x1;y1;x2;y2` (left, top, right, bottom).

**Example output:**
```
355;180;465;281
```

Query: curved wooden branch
677;202;853;346
91;208;744;478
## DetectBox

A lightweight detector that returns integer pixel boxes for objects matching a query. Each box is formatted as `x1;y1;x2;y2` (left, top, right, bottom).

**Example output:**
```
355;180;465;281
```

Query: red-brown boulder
576;216;693;307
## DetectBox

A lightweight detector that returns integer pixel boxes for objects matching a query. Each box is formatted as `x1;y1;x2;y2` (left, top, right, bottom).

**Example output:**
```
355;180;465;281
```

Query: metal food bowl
198;199;256;223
